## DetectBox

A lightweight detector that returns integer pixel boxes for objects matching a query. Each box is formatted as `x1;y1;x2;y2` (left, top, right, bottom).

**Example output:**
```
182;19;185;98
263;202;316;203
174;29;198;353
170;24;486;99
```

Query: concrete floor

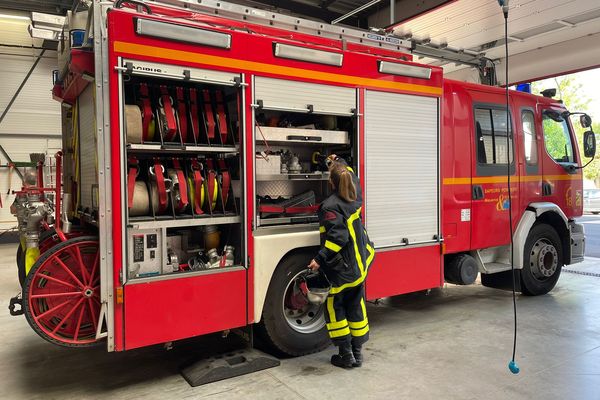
1;241;600;400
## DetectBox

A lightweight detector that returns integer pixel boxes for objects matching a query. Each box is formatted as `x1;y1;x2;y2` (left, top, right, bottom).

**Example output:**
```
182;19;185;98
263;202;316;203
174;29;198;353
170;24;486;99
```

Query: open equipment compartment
116;58;248;349
253;76;358;229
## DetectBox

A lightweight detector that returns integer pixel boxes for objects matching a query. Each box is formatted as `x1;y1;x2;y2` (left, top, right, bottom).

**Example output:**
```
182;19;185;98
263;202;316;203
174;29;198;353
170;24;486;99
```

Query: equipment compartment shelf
127;264;246;284
256;172;330;181
129;215;241;229
256;126;349;145
127;143;239;154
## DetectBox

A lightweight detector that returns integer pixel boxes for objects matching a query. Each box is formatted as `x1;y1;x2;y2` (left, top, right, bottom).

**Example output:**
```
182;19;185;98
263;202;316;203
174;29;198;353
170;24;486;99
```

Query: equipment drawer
123;268;246;349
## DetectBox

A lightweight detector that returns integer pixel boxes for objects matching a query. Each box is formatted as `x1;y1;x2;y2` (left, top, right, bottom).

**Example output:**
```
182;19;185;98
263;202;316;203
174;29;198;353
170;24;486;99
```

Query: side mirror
583;130;596;158
580;114;592;129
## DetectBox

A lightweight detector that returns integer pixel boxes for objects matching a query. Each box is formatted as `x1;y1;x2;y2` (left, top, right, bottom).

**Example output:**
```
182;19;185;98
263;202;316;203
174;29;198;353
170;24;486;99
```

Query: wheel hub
530;239;558;279
282;271;325;334
83;288;94;298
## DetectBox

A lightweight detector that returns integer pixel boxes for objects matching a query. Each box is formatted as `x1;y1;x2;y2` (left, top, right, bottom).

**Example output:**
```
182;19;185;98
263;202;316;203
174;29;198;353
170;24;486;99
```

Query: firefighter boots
352;345;363;367
331;343;356;369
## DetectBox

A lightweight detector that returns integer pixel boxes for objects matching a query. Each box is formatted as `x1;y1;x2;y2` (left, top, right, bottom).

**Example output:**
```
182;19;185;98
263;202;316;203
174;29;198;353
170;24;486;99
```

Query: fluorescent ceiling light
136;19;231;49
31;12;65;26
274;43;343;67
563;8;600;25
28;26;60;40
0;13;30;21
378;61;431;79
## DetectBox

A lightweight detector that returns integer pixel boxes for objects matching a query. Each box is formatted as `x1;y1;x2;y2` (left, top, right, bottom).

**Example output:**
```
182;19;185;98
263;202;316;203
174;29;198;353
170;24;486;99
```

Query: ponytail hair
329;161;357;202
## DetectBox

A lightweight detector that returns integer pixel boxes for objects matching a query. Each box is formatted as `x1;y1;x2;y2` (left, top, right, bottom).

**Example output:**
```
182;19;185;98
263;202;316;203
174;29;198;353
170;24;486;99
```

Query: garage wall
0;10;62;231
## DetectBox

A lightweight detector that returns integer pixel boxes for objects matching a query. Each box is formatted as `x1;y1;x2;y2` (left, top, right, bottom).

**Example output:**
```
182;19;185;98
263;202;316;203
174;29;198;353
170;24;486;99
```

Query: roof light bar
378;60;432;79
136;18;231;49
274;43;343;67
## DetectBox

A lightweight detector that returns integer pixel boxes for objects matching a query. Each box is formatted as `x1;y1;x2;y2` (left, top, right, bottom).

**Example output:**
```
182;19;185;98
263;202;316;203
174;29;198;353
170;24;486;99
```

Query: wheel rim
26;239;101;345
282;270;325;334
530;238;559;280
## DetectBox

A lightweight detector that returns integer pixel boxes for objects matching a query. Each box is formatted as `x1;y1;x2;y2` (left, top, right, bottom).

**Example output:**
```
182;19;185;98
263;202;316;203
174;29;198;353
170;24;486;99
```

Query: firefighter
308;157;375;368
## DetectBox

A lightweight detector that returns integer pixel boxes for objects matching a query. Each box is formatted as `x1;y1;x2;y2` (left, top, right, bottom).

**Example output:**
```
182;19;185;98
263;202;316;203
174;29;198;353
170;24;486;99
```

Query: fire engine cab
9;0;596;356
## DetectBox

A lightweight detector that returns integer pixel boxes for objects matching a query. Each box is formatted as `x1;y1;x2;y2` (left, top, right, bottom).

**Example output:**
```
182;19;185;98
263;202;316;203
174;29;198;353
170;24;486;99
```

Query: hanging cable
498;0;520;375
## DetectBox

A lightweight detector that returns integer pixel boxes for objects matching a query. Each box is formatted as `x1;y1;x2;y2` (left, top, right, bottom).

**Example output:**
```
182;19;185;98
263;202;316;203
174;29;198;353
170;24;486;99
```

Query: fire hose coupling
25;199;51;249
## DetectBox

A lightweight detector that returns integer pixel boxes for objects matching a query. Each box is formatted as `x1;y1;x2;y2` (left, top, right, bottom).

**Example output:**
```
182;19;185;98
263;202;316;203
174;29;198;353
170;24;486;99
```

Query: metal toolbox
257;126;349;145
256;154;282;174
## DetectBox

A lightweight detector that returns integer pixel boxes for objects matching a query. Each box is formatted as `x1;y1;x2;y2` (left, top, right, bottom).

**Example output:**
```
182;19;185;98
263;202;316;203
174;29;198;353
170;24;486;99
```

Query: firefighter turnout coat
314;164;375;294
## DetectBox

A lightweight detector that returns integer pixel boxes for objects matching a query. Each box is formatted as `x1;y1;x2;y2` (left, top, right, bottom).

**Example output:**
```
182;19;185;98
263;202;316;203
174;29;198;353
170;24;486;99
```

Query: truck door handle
542;182;552;196
472;185;484;200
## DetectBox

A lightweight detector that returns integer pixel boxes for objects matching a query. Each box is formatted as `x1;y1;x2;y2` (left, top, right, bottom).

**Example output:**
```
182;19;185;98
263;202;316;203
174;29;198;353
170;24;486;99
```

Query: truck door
470;94;519;250
538;105;582;215
518;105;543;210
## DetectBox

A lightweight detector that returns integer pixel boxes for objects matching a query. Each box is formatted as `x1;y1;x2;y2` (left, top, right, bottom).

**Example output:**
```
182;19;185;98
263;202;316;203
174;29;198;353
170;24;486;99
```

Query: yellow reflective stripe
348;320;368;329
346;166;354;173
360;298;367;320
329;274;366;294
347;207;365;275
350;325;369;337
326;296;336;323
327;319;348;330
366;243;375;267
329;326;351;338
319;226;326;233
325;240;342;252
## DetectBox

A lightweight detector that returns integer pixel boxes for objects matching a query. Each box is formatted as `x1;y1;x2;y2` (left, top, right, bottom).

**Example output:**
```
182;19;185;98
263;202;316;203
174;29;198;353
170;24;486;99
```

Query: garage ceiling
391;0;600;84
0;0;78;15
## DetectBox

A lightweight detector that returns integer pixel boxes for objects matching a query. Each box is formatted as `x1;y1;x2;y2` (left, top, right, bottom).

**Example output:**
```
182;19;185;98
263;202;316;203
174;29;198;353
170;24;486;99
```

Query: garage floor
1;241;599;400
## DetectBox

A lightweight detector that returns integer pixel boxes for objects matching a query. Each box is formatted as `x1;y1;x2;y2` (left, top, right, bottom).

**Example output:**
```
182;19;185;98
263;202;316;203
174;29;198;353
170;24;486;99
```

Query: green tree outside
531;75;600;185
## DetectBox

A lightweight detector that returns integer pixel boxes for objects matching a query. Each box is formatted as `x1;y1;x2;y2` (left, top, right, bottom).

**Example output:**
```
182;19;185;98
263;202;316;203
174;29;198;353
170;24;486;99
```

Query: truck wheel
521;224;563;296
257;252;330;357
444;253;478;285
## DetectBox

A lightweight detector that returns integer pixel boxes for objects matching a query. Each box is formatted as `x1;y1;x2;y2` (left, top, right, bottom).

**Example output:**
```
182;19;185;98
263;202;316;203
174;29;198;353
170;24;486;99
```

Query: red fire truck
9;0;596;356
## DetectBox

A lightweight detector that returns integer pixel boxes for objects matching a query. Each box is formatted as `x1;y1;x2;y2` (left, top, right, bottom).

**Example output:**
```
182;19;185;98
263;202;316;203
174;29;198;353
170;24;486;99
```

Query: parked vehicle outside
584;189;600;214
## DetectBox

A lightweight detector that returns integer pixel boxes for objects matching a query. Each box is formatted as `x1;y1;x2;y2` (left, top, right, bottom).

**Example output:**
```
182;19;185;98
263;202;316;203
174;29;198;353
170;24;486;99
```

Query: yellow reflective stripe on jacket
319;225;326;233
350;325;369;337
329;326;351;338
325;240;342;252
366;243;375;267
347;207;365;275
327;319;348;330
329;273;366;294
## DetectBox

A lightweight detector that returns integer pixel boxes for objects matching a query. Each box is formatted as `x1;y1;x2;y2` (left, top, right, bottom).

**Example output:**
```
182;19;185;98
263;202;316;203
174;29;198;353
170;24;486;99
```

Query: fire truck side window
542;114;575;163
521;110;538;165
474;107;513;166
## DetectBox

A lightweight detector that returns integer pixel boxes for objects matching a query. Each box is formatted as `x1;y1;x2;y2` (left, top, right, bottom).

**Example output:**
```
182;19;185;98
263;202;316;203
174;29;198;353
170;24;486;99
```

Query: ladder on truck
134;0;483;67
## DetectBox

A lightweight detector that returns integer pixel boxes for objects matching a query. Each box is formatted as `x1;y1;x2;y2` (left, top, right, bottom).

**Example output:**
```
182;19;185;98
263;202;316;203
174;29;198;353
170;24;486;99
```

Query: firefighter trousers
325;284;369;347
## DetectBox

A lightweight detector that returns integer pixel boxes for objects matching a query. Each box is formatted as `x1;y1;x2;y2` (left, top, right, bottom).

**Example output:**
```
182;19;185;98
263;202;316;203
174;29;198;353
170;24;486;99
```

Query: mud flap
481;270;522;292
180;348;280;387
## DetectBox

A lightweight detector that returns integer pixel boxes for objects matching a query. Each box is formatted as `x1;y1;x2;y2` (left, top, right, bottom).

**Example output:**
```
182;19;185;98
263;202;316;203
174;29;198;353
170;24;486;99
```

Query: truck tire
444;253;478;285
521;223;563;296
256;252;330;357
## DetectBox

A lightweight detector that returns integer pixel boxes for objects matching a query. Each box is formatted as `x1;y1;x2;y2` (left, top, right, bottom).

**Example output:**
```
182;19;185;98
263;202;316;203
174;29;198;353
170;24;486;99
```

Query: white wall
0;10;62;231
